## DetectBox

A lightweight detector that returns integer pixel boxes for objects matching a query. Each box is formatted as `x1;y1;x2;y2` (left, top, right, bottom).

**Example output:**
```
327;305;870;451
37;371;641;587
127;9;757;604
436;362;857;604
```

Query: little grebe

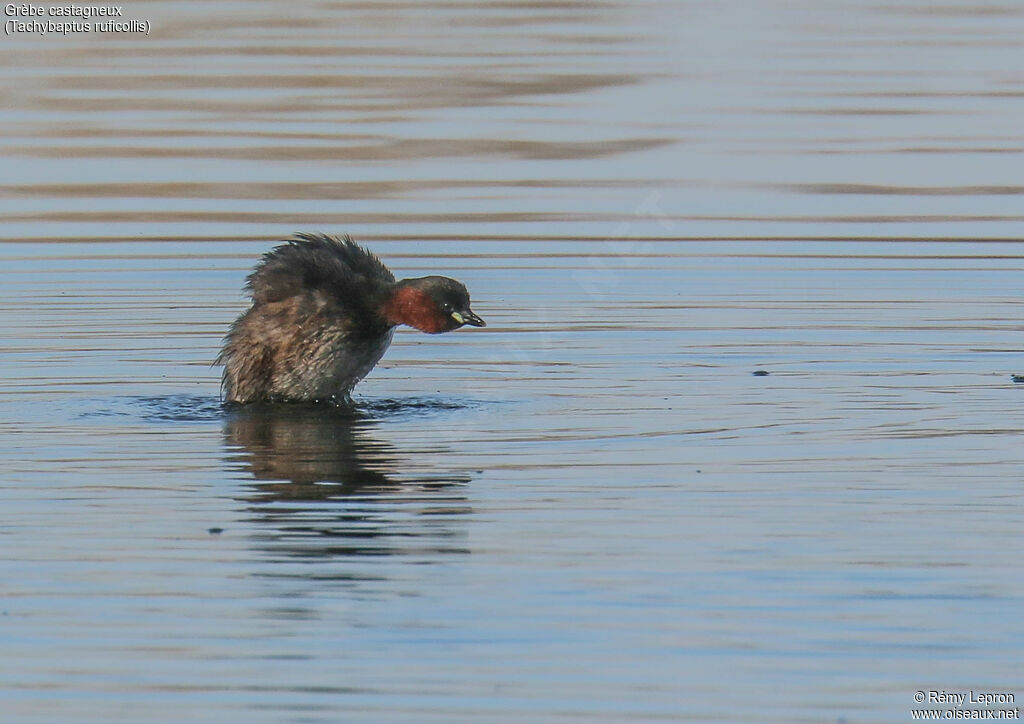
216;233;485;404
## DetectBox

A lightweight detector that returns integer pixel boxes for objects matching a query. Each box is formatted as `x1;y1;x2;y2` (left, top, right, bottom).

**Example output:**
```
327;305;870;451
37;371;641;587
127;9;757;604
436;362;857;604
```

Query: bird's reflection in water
222;403;471;564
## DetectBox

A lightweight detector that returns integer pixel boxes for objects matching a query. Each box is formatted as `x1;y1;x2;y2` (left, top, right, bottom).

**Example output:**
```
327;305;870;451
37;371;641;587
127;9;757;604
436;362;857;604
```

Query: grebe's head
385;276;485;334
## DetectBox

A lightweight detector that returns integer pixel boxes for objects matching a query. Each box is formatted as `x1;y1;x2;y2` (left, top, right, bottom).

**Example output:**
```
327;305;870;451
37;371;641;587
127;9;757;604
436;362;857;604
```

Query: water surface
2;2;1024;722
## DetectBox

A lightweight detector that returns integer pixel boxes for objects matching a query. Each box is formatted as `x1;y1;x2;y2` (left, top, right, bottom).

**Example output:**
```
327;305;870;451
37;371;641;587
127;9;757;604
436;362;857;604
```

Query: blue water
2;2;1024;722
